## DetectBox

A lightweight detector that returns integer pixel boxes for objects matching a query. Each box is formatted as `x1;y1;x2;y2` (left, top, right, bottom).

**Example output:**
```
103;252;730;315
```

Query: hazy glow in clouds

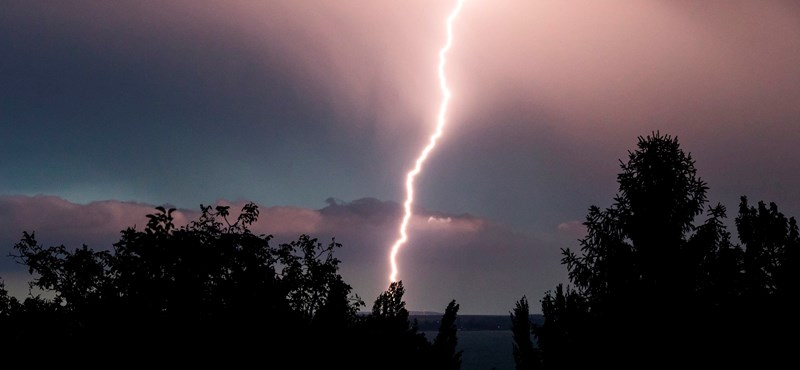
449;1;800;129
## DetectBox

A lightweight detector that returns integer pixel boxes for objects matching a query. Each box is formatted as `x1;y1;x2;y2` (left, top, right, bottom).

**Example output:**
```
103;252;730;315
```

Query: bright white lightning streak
389;0;465;283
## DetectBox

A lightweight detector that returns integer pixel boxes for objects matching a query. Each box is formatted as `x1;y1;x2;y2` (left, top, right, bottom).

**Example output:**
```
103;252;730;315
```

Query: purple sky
2;0;799;314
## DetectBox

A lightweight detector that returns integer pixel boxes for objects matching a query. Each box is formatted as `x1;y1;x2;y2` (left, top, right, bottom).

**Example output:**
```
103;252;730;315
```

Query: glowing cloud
388;0;466;283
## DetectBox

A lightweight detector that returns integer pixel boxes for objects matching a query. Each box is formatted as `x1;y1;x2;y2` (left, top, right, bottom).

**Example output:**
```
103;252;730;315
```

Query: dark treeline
0;204;460;367
1;132;798;367
512;132;799;368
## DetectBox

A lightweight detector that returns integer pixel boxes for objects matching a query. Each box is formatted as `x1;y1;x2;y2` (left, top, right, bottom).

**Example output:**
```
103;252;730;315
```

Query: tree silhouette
361;281;431;369
431;299;463;370
4;203;365;359
535;285;590;368
737;197;800;299
734;196;800;362
562;133;708;311
533;132;799;366
2;202;468;366
617;133;708;298
552;133;710;363
510;296;539;370
372;281;410;321
0;280;19;322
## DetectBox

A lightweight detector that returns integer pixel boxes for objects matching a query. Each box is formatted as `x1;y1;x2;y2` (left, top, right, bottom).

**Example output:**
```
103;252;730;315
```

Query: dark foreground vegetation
0;204;461;367
1;133;797;367
511;133;799;368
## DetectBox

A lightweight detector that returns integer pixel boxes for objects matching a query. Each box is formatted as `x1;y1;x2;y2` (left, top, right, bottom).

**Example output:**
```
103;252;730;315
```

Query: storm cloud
2;1;799;312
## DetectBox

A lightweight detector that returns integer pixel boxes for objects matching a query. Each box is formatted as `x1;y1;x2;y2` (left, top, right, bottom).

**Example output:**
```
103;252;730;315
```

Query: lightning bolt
389;0;465;283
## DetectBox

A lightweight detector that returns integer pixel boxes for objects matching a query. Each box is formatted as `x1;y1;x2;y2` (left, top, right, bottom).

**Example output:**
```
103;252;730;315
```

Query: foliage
736;196;800;299
1;203;461;367
361;281;432;369
510;296;539;370
561;133;708;310
0;280;20;320
432;300;463;370
4;203;364;355
534;132;799;366
535;285;589;368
